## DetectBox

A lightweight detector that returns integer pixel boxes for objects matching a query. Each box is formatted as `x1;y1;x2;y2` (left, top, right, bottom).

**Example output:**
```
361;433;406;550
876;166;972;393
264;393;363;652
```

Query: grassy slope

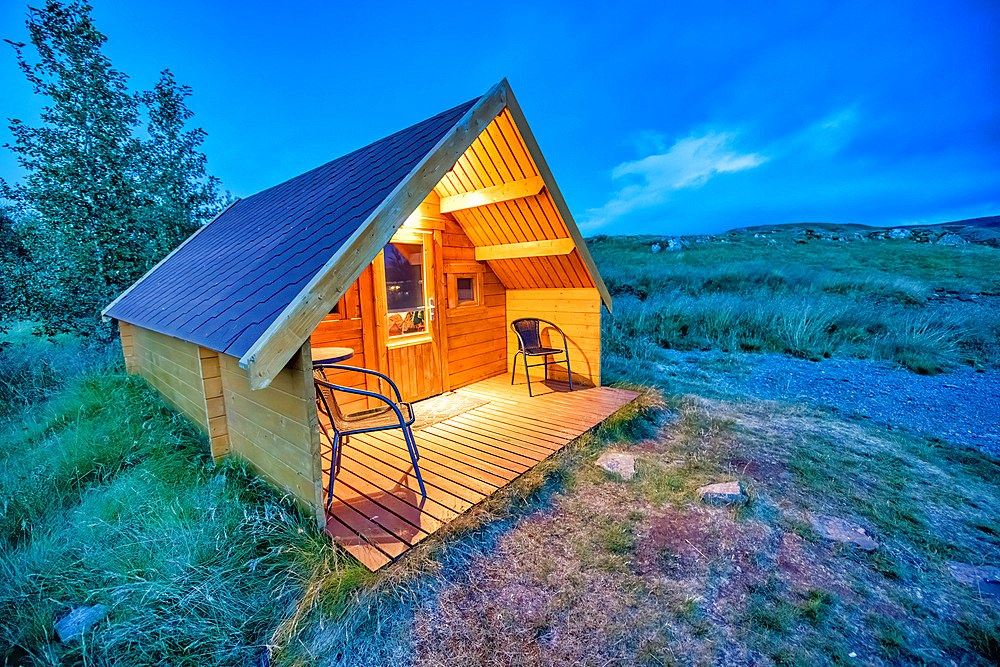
0;345;370;666
2;232;998;665
592;233;1000;374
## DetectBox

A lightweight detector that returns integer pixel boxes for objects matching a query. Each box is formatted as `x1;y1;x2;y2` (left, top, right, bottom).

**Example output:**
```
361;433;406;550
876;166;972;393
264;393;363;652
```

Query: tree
2;1;226;335
136;69;225;261
0;207;33;323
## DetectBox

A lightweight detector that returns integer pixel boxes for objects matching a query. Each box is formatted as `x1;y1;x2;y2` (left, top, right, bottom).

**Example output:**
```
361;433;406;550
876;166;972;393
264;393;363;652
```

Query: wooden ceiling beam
475;238;575;261
439;175;544;214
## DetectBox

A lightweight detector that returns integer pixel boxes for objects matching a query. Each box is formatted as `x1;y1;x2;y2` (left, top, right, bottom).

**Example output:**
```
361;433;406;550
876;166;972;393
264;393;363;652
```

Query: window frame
446;270;484;311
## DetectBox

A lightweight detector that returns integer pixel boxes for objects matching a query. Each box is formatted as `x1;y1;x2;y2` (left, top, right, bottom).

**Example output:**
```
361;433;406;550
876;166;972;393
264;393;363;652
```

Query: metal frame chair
313;364;425;508
510;317;574;397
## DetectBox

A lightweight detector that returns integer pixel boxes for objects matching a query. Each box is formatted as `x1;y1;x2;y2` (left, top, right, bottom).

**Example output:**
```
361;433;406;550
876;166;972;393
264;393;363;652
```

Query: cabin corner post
299;341;325;530
198;346;230;461
118;321;137;374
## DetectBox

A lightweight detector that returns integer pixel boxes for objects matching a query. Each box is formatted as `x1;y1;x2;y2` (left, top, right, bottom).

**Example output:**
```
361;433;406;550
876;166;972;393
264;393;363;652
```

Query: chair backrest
314;374;348;431
511;318;542;350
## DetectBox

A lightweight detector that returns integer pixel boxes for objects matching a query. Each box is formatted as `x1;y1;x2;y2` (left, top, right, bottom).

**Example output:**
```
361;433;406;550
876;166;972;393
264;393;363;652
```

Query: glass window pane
384;242;426;337
456;277;474;303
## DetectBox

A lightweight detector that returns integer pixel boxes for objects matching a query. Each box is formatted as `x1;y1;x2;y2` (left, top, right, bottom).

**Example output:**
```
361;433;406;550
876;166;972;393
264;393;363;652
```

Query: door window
384;241;427;338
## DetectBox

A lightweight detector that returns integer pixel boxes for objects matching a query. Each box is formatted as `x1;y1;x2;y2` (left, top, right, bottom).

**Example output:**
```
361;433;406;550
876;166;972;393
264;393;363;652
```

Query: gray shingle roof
105;96;480;357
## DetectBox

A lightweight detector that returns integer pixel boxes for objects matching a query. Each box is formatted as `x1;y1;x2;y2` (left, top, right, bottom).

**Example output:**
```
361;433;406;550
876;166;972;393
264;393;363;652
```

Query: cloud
583;131;767;230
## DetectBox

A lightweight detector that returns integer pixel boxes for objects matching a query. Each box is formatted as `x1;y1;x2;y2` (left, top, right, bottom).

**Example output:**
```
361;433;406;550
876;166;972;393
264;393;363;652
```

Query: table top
312;346;355;365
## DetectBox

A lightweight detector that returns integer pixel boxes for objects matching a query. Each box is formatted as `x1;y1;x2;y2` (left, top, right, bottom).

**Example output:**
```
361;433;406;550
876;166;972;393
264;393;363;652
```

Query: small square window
448;271;483;310
456;277;475;304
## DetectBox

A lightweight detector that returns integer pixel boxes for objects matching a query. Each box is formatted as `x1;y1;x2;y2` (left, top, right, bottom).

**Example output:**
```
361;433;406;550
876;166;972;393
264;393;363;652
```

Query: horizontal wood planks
221;345;324;528
322;373;637;569
310;268;373;413
506;288;602;387
128;325;210;433
440;206;508;390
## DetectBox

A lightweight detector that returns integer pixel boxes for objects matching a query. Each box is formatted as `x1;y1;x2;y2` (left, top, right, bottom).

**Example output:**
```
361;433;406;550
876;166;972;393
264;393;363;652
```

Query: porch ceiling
433;109;599;293
321;374;638;570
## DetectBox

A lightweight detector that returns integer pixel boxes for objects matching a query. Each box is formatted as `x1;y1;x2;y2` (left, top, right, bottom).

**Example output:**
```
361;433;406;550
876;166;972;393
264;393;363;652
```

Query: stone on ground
946;561;1000;597
595;452;636;480
55;604;107;643
808;514;878;550
936;232;967;246
696;480;746;506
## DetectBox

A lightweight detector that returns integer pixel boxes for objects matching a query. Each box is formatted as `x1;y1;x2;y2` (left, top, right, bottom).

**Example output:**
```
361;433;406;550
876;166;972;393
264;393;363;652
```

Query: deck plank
323;375;638;569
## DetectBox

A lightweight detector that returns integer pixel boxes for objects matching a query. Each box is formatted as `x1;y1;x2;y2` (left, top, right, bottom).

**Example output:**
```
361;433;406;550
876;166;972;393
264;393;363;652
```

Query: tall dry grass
591;234;1000;374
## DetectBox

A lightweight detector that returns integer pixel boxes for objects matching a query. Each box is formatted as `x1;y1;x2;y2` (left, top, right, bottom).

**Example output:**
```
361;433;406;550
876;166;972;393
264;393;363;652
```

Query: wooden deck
321;374;638;569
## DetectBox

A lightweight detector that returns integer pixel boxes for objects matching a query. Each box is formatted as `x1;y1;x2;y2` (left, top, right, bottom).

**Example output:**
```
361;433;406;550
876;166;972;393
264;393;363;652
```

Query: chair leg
511;351;520;385
544;354;549;381
523;350;533;397
565;352;574;391
326;432;342;510
403;425;426;497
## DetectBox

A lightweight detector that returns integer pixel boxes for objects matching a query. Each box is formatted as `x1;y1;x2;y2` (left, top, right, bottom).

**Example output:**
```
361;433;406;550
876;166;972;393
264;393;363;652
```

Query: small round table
312;346;355;365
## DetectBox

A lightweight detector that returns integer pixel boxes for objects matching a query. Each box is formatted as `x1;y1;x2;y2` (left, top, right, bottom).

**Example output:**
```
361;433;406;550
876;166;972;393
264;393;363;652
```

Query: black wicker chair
510;318;574;397
313;364;425;508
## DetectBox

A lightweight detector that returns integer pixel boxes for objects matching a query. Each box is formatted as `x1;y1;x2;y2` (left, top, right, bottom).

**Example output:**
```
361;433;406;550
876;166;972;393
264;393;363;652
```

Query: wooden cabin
104;80;636;568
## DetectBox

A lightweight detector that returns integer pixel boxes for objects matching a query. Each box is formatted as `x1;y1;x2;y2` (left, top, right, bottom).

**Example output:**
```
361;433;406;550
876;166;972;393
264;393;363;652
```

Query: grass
2;230;999;664
0;341;341;665
591;233;1000;373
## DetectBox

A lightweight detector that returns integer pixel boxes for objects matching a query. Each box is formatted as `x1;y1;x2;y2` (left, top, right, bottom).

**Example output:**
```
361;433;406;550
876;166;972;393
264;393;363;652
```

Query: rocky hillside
642;215;1000;252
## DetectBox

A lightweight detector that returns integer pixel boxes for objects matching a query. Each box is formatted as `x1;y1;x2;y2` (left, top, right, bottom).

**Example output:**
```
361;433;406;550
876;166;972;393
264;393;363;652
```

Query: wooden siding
433;108;597;294
437;195;508;390
129;325;209;432
506;288;601;387
307;191;509;399
220;345;324;528
323;375;637;569
310;269;373;413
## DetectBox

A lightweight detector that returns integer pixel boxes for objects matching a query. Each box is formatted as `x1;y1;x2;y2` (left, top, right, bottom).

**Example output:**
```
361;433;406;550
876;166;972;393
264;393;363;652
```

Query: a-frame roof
104;80;611;389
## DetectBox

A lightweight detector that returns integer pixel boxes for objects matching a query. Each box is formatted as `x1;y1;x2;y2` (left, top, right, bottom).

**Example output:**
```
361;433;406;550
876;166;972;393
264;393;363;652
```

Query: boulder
887;228;912;239
936;232;967;246
697;480;746;506
650;242;662;253
946;561;1000;597
808;514;878;550
595;452;636;480
55;604;107;643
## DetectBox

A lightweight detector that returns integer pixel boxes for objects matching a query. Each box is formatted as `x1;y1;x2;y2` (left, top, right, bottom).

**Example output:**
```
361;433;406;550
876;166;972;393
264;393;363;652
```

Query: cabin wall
505;288;601;387
442;216;507;389
306;192;510;399
125;324;210;433
219;345;324;528
120;322;322;527
310;266;379;412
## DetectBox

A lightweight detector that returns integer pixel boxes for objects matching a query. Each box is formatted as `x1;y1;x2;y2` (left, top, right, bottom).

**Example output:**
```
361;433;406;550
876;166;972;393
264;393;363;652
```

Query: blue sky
1;0;997;235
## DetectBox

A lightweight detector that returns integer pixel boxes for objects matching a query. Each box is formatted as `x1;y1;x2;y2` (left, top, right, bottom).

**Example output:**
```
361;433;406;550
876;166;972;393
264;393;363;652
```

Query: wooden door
376;229;444;402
